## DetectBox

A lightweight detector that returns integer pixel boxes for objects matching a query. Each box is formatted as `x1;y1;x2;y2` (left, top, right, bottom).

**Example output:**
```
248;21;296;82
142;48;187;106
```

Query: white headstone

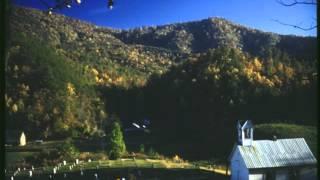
19;132;26;146
32;166;34;170
63;160;67;165
17;168;20;172
76;159;79;164
53;168;56;174
29;171;32;177
94;173;98;179
11;176;14;180
88;159;91;162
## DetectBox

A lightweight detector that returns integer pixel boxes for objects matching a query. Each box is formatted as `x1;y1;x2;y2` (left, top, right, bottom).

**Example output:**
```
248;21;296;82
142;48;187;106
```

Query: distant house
6;131;27;146
228;120;317;180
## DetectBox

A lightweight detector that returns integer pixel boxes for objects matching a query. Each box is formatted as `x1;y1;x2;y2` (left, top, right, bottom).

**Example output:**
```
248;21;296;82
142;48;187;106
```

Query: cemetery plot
5;159;229;180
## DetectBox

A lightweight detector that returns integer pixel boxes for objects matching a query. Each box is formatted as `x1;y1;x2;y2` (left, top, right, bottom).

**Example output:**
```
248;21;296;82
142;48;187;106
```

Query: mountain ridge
15;5;316;37
10;6;316;61
6;6;317;142
113;16;316;59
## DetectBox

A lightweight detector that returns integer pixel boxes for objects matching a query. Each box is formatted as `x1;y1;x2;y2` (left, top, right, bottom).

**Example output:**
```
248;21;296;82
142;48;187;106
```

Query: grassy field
6;159;229;180
6;168;228;180
5;152;38;167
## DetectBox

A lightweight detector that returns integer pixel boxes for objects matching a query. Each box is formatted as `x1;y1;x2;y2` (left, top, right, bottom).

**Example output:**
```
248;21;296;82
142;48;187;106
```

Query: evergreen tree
107;120;126;159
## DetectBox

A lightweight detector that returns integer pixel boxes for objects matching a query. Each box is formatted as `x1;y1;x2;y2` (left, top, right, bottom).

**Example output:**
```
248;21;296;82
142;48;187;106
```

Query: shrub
25;149;61;167
78;152;108;161
139;144;145;153
58;138;80;160
147;147;156;156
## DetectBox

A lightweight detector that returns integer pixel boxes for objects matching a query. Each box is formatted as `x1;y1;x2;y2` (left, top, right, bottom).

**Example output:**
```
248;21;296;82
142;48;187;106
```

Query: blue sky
13;0;317;36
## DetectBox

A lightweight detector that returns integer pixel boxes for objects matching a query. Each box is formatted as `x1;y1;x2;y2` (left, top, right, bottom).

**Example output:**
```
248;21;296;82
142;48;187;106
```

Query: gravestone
19;132;26;146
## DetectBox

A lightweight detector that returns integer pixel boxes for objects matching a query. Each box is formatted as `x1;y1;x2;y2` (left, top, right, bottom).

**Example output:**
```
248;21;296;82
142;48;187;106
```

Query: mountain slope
6;6;317;149
10;7;188;85
113;17;317;61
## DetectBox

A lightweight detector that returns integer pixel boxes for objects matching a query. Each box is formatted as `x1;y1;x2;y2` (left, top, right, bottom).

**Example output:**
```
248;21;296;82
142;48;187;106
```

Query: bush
58;138;80;160
139;144;145;153
78;152;108;161
172;155;184;163
147;147;156;156
133;153;148;159
25;149;61;167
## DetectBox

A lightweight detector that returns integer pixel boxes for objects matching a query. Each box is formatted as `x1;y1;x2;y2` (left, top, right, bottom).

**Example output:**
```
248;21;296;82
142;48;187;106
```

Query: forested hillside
6;6;317;159
114;17;317;61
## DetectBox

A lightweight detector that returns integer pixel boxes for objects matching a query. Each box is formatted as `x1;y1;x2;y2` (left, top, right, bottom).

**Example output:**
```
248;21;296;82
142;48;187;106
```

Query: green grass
7;168;228;180
10;159;194;175
6;159;228;180
5;152;38;167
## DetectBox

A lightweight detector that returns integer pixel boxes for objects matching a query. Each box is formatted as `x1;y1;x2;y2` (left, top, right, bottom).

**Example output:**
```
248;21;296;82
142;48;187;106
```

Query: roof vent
273;135;277;141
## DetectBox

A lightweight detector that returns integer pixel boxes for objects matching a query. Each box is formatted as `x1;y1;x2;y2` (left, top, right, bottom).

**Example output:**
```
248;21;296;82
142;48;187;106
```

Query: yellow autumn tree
12;104;18;112
91;67;99;76
66;82;76;96
253;58;263;71
277;62;284;72
284;66;295;79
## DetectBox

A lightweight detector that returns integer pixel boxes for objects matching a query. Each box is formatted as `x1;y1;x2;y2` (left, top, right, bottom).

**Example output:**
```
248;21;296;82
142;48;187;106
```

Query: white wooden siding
249;173;265;180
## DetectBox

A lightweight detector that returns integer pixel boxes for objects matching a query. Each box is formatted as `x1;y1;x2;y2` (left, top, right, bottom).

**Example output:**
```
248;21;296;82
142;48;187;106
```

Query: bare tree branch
41;0;114;13
276;0;317;6
272;19;317;31
275;0;317;31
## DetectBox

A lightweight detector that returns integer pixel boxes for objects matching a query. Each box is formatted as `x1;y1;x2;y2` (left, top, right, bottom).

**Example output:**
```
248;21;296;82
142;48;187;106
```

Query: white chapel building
228;120;317;180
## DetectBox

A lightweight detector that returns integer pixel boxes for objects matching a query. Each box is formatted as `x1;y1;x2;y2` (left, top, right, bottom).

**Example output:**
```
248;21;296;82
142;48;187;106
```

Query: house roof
237;138;317;169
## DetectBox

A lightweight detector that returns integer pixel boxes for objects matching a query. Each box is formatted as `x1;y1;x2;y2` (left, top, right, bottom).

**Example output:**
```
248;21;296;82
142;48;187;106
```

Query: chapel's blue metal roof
238;138;317;169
